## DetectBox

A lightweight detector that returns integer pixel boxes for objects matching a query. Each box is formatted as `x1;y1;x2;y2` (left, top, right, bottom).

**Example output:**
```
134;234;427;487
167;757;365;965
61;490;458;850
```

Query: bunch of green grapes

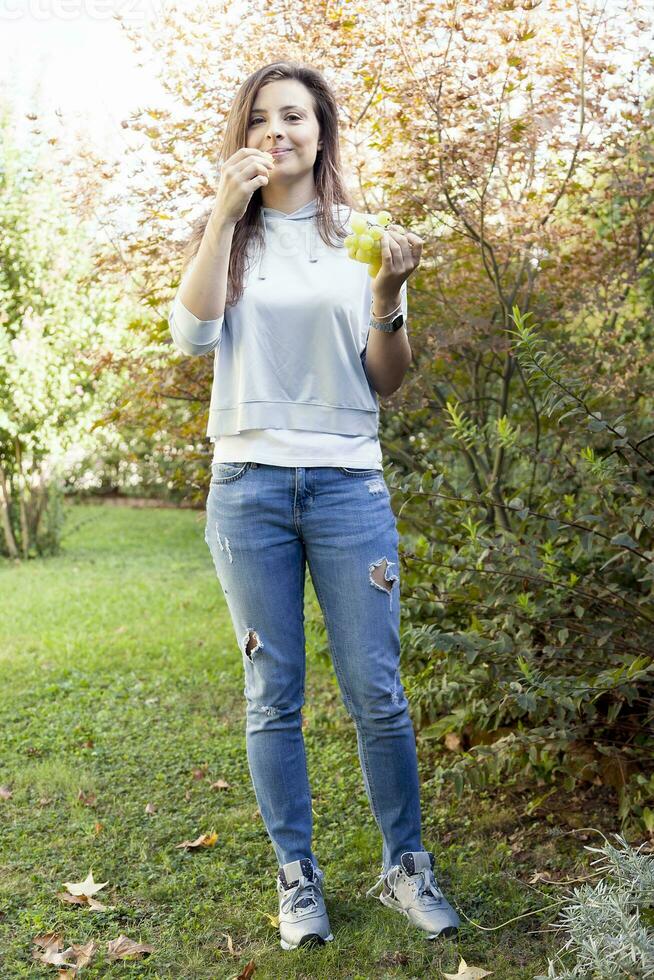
344;210;392;278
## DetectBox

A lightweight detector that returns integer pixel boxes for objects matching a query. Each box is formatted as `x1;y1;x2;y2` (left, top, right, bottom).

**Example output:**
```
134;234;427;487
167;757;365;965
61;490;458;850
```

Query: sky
0;0;185;240
0;0;173;157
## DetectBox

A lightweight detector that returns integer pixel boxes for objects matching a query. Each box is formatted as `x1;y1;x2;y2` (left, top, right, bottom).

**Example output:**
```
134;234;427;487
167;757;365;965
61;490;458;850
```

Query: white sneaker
277;858;334;951
366;850;459;939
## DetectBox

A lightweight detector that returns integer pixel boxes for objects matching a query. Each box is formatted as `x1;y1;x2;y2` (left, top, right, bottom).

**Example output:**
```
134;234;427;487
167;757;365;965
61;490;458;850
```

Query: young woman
168;61;460;952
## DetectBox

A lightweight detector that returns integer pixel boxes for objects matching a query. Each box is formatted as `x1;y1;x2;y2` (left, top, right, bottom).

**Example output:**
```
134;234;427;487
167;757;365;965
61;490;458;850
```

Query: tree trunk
30;468;47;546
15;438;30;559
0;464;19;559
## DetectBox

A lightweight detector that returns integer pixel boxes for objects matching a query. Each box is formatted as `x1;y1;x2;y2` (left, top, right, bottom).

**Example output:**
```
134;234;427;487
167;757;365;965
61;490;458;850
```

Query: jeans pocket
210;461;252;485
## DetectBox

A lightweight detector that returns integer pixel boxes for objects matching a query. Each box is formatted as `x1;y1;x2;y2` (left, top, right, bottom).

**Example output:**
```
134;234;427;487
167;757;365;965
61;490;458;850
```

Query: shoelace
413;868;445;905
365;869;388;898
279;872;322;916
365;865;445;905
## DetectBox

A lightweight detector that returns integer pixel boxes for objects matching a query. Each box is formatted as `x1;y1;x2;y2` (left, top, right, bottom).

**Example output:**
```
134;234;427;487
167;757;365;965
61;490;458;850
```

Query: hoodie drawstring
308;220;317;263
257;202;320;279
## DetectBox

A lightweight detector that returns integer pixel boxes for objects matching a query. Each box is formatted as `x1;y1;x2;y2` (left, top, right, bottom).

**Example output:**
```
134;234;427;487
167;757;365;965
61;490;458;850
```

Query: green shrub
394;306;654;830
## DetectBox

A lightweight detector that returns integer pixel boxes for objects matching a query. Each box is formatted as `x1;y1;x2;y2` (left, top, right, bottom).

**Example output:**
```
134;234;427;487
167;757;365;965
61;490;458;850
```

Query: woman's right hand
214;147;276;224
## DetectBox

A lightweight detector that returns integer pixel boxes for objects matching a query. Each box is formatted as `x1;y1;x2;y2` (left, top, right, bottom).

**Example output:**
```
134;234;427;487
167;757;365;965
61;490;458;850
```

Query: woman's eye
249;115;301;125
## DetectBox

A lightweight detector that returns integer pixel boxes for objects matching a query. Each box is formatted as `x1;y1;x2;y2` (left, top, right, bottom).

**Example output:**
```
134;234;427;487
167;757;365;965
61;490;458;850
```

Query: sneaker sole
426;926;458;939
378;894;458;939
280;932;334;951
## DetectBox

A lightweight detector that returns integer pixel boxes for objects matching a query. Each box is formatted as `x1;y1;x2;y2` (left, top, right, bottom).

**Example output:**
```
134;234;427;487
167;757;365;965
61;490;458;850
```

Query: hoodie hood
257;197;350;279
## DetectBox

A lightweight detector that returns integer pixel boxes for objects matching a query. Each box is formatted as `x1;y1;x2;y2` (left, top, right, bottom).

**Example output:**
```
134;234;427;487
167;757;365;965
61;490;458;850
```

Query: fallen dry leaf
56;891;112;911
175;830;218;850
106;934;154;961
443;957;493;979
86;896;110;911
192;767;208;780
33;931;64;950
31;935;98;971
37;937;98;980
236;959;256;979
262;911;279;928
57;892;88;906
62;870;108;898
77;789;97;807
210;779;231;790
65;940;98;970
32;932;64;960
32;942;77;968
145;802;156;814
0;785;13;800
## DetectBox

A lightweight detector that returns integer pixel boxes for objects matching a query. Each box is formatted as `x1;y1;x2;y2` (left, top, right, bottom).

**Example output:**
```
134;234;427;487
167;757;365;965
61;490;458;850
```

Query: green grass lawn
0;501;592;978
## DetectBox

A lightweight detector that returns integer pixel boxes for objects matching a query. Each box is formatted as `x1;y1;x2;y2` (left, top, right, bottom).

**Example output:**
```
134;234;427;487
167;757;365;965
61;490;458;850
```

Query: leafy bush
0;111;134;558
393;306;654;829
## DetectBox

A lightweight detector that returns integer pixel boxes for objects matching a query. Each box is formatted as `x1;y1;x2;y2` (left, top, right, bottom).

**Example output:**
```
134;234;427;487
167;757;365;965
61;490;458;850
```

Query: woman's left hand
372;223;424;299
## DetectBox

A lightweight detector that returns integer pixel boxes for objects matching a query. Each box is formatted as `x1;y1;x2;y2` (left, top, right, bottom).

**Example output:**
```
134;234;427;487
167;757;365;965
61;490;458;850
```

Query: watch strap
370;312;404;333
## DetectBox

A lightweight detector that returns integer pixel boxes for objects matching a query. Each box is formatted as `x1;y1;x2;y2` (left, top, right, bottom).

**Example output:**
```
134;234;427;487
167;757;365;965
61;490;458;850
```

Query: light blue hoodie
168;197;408;441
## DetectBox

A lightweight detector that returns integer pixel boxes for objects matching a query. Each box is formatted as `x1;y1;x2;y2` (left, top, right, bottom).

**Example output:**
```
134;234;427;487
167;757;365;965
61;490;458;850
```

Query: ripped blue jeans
204;462;424;873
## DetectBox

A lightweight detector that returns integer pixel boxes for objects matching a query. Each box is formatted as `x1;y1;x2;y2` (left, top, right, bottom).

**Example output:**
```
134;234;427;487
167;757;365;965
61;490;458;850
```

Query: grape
345;208;393;278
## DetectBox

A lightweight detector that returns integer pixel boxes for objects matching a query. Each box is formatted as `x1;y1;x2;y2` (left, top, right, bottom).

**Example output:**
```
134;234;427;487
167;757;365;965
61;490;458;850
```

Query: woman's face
246;79;323;180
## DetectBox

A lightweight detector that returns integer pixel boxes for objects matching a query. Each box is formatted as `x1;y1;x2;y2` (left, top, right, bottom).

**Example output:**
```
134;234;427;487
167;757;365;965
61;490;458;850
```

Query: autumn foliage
3;0;653;830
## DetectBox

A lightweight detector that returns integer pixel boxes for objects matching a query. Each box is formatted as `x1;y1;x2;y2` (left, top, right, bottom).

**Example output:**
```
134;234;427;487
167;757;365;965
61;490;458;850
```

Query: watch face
391;314;404;331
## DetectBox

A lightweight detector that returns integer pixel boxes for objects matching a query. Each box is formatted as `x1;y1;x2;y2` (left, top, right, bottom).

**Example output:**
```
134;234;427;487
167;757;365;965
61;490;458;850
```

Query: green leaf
610;532;638;549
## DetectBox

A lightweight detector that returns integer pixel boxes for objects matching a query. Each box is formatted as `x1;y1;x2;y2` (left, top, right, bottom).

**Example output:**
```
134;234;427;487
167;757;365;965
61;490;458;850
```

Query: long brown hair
181;61;358;309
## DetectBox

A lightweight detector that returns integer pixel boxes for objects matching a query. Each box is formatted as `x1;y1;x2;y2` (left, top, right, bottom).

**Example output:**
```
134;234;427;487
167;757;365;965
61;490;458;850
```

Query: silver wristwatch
370;310;405;333
370;305;404;333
